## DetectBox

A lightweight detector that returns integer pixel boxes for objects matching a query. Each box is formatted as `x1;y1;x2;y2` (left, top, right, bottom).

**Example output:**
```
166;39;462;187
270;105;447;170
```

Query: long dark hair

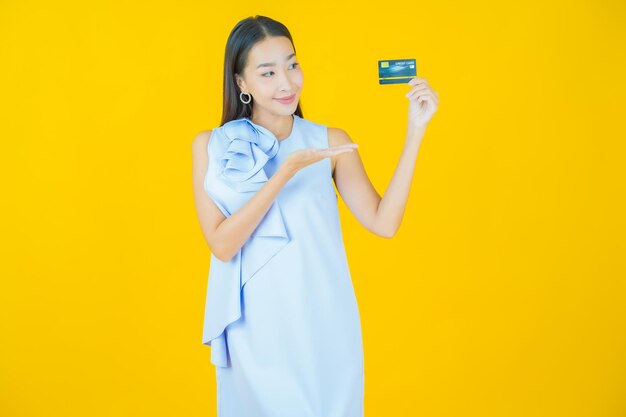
220;15;304;127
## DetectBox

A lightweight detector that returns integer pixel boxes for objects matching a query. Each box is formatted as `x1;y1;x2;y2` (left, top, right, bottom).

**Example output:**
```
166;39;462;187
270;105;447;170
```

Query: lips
275;94;295;103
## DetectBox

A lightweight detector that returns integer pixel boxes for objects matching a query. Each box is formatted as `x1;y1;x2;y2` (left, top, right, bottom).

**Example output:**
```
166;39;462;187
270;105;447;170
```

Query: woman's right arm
192;130;297;262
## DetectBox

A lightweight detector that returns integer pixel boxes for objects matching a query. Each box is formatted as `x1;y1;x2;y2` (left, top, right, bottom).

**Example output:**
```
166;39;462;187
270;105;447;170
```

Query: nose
278;70;294;93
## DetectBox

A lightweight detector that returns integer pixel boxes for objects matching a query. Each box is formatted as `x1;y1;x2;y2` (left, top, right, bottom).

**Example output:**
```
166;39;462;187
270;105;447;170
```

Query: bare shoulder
327;127;353;146
192;129;213;149
192;129;214;162
327;127;355;177
191;130;212;174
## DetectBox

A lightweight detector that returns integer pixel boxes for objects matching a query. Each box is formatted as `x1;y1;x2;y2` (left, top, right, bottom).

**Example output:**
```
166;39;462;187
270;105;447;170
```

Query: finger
417;93;435;102
413;97;432;109
311;145;356;157
318;147;356;157
327;144;359;151
417;96;435;109
407;90;437;100
327;149;356;158
309;144;356;154
406;86;431;98
320;148;356;157
333;143;359;149
331;148;356;155
412;82;429;93
408;77;427;87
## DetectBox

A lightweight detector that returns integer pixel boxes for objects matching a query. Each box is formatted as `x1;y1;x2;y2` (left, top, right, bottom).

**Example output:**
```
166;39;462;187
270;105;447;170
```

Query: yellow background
2;0;625;416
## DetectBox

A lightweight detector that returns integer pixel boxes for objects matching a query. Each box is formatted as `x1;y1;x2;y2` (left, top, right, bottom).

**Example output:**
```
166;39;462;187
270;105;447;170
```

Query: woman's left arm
331;77;439;238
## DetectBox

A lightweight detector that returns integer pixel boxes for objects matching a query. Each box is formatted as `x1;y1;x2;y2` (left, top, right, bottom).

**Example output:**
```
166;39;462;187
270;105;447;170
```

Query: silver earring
240;91;251;104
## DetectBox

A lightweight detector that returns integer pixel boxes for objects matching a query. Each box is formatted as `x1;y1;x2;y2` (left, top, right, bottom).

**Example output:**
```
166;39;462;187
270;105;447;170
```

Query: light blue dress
202;114;364;417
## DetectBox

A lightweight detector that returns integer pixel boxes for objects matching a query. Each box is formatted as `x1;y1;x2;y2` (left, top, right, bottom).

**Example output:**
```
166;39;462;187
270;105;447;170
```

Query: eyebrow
256;53;296;69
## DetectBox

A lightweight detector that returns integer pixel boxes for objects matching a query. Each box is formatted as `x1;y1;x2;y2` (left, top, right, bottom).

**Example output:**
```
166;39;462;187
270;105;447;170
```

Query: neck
250;112;295;141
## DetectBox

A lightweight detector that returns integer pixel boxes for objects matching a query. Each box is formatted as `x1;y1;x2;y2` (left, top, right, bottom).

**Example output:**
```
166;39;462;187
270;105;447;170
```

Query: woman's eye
262;63;299;77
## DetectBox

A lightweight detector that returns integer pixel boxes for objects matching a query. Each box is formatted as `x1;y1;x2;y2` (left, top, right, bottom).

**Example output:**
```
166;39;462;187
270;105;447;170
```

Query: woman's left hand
405;77;439;130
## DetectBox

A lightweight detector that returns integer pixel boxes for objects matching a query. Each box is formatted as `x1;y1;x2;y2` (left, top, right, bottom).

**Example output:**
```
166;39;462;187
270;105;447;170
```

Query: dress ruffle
219;119;280;192
201;117;291;367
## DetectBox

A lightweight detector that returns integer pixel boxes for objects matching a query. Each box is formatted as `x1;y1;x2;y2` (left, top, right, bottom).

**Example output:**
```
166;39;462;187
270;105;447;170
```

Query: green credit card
378;59;417;84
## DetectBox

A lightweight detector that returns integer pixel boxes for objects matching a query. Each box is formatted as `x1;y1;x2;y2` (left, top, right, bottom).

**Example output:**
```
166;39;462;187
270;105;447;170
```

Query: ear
234;73;246;91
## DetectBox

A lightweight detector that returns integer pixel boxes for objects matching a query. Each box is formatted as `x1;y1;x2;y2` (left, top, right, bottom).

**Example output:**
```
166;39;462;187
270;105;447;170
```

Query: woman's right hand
282;143;359;176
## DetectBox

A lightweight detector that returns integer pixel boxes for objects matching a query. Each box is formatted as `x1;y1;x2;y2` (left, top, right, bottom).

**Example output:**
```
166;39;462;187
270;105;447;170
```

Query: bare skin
192;35;439;261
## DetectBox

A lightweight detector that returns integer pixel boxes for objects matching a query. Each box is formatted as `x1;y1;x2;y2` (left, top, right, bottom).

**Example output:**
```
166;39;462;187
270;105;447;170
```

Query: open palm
285;143;358;173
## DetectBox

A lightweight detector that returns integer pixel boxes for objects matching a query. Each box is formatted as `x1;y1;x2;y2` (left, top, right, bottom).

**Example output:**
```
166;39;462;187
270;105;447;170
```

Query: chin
274;103;298;114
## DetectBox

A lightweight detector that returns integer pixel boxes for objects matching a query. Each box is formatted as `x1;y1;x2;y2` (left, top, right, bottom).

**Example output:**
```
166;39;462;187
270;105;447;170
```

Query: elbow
372;209;401;238
379;228;397;239
213;248;237;263
374;224;397;239
212;251;231;263
380;219;402;238
205;226;238;262
210;241;236;263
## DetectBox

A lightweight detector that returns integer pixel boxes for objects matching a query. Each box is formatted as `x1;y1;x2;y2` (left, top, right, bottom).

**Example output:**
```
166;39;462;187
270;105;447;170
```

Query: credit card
378;59;417;84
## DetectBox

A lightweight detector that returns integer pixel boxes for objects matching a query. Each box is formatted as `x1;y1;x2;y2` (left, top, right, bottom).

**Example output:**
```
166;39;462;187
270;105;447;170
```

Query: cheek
294;71;304;88
257;82;275;97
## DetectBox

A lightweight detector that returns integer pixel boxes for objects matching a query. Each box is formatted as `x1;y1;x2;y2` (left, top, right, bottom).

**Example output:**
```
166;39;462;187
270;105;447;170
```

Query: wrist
406;123;427;141
277;163;297;180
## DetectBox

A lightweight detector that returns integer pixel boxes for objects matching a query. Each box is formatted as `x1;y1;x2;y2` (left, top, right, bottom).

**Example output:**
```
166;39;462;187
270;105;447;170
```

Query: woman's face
235;36;304;116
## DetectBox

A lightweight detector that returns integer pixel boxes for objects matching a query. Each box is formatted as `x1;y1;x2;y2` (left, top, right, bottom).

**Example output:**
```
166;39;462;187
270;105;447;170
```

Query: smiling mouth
275;94;295;100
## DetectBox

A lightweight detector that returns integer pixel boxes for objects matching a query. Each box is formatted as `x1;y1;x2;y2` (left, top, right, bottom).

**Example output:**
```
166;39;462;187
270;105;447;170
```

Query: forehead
247;36;295;66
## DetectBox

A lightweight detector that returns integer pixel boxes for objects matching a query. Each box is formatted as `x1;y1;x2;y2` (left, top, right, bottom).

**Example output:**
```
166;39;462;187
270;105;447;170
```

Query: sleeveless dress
202;114;365;417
